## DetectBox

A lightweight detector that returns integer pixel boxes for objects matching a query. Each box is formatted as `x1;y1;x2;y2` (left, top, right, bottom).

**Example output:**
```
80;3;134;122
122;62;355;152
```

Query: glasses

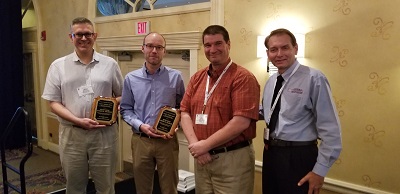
143;44;165;51
72;33;95;39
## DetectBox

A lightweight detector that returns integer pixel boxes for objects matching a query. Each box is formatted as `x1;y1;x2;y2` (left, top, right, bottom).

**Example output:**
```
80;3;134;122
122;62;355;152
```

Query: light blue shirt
120;64;185;133
261;60;342;177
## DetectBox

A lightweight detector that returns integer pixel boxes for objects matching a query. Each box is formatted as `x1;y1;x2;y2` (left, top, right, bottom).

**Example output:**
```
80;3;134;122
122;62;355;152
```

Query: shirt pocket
282;91;306;121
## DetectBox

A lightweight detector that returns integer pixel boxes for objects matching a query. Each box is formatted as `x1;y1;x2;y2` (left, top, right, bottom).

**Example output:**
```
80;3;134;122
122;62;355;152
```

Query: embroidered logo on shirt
289;88;303;94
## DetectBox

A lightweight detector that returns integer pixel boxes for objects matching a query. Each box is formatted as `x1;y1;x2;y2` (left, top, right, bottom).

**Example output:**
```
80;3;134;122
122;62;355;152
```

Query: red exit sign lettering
136;21;150;35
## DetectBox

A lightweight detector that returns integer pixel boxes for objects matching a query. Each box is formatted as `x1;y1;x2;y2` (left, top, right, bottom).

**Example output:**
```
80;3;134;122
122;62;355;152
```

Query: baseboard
323;178;394;194
47;142;59;154
254;160;394;194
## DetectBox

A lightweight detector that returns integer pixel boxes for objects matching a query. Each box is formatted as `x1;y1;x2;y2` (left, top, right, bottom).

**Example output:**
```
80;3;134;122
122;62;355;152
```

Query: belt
135;133;161;139
266;139;317;147
72;125;86;130
209;140;252;155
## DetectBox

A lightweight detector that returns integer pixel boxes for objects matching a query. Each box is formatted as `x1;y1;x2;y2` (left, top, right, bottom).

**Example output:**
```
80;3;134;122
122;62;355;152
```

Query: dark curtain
0;0;26;148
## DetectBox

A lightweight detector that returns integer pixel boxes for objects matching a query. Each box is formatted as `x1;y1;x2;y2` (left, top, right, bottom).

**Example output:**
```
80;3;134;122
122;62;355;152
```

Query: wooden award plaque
154;106;181;135
90;96;118;125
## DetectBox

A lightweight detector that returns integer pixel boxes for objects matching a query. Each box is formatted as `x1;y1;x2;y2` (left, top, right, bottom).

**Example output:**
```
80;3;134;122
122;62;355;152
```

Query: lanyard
266;63;300;124
202;60;233;113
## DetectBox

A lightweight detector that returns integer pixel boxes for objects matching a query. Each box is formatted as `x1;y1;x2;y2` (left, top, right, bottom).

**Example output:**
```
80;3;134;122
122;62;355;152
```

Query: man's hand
139;123;166;138
195;153;215;166
188;140;210;158
298;171;324;194
76;118;106;130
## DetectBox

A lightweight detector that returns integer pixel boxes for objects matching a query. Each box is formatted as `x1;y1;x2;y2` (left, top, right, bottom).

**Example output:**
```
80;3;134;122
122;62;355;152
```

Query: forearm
313;131;342;177
120;110;143;132
181;112;198;144
49;101;80;124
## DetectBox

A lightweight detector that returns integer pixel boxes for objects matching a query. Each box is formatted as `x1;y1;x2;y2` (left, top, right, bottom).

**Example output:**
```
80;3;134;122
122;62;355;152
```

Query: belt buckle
270;138;281;146
210;147;227;155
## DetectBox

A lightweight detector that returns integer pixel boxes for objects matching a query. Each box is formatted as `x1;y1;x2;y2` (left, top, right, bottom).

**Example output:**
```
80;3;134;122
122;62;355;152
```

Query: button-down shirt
42;50;123;124
262;60;342;177
120;64;185;132
180;61;260;147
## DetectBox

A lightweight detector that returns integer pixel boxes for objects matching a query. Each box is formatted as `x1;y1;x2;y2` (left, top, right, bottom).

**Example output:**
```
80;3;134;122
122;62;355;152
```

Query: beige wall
24;0;399;193
35;0;88;72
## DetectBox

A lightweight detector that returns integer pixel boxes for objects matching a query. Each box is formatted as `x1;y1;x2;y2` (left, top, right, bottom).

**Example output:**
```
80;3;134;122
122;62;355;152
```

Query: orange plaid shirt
180;61;260;147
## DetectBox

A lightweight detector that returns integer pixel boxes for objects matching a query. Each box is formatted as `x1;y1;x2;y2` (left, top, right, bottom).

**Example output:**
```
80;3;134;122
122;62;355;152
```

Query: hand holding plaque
90;96;118;125
154;106;181;136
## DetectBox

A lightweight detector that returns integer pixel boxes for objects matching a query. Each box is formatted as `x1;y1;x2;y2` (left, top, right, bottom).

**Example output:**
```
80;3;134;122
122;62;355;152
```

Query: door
23;52;37;139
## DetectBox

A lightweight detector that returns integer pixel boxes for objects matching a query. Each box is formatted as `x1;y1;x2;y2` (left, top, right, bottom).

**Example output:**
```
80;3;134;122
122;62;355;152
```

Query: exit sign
136;21;150;35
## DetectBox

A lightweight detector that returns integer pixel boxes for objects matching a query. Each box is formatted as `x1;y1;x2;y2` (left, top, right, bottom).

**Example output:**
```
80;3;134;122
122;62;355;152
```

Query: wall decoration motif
177;15;186;26
364;124;385;147
367;72;389;95
362;175;381;188
265;2;281;20
239;28;252;45
330;46;349;67
333;0;351;15
224;12;231;26
334;158;342;165
333;96;345;117
371;17;394;40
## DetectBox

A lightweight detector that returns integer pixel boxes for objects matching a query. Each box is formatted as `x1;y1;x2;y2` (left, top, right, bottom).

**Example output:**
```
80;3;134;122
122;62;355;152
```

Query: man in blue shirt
120;32;185;194
261;28;342;194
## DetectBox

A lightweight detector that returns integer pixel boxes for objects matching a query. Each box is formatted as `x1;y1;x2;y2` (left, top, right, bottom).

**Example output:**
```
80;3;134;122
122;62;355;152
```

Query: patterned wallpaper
225;0;399;193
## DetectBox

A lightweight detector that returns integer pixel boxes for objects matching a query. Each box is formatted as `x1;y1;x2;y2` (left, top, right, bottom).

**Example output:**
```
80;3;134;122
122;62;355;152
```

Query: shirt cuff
132;120;143;133
312;162;329;177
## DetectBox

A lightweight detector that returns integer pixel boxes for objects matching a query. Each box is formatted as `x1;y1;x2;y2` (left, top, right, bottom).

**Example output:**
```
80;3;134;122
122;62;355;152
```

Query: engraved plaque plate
91;96;118;125
154;106;181;135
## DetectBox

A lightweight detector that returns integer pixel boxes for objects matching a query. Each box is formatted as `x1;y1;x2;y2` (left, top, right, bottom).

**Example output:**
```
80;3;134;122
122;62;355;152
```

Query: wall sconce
257;33;306;58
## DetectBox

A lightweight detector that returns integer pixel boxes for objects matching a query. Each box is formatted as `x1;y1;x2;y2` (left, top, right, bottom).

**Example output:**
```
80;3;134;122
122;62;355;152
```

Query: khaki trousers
131;133;179;194
195;144;255;194
59;124;117;194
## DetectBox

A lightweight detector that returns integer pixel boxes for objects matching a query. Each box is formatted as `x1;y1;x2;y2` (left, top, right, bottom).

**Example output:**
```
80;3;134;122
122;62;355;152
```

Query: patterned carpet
0;146;66;194
1;147;185;194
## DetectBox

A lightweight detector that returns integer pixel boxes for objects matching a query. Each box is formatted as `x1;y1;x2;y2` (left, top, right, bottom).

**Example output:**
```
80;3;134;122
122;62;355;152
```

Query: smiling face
203;34;231;68
69;22;97;56
266;33;298;74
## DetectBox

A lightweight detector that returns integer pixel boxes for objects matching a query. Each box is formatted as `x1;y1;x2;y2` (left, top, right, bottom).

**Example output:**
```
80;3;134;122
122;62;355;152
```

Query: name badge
77;85;94;97
264;127;270;140
195;114;208;125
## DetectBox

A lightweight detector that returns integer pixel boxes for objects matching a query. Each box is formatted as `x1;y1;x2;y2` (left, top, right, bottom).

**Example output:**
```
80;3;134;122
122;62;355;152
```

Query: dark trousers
262;144;318;194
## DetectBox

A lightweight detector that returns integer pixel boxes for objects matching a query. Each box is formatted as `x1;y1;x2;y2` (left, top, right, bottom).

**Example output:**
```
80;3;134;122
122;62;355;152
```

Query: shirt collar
281;59;300;80
72;49;98;64
142;63;165;76
207;58;231;78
